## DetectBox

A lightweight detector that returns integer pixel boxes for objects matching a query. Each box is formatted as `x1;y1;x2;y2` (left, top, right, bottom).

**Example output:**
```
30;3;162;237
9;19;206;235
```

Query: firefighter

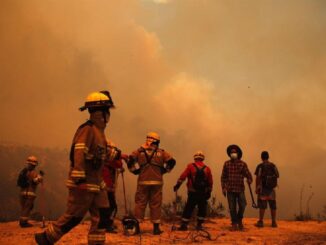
173;151;213;231
127;132;176;235
18;156;43;227
102;142;128;233
221;144;253;231
35;91;120;245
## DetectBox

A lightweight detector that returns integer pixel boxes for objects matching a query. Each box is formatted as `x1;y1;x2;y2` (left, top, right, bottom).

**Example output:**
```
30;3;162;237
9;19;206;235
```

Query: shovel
247;182;258;209
171;191;178;231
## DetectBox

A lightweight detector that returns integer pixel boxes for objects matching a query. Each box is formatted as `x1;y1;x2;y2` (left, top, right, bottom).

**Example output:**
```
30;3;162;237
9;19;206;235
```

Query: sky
0;0;325;219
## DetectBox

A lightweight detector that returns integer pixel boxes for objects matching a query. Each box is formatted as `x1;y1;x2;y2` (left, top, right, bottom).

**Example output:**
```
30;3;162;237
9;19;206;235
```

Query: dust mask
230;153;238;160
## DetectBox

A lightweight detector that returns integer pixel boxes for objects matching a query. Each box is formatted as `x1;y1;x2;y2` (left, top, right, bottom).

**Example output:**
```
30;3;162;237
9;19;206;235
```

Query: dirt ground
0;218;325;245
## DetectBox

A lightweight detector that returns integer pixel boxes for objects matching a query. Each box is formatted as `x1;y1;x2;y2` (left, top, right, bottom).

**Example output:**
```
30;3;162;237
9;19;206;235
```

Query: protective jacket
177;161;213;193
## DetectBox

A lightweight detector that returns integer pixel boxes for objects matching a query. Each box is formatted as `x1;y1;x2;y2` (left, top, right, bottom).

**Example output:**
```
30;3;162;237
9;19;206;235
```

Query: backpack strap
191;163;207;182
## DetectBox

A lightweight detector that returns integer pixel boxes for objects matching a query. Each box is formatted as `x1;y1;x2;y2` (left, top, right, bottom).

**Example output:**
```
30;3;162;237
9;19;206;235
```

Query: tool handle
121;172;128;215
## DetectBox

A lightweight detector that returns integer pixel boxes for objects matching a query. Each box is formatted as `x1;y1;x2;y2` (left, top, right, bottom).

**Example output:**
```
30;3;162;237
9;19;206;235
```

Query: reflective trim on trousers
197;216;205;221
151;219;161;224
46;223;62;243
88;234;106;242
66;180;101;192
70;170;86;178
20;191;36;197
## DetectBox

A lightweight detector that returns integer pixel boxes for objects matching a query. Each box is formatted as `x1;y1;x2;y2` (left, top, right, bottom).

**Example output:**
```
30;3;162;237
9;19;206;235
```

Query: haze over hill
0;0;326;220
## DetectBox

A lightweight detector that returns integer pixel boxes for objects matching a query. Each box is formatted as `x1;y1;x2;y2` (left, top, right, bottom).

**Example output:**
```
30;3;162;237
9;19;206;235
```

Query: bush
294;184;314;221
161;194;225;222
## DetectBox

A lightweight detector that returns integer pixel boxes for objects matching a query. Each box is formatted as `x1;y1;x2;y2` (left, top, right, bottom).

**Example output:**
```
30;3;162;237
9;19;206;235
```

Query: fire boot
153;223;163;235
177;221;188;231
35;232;53;245
106;219;117;233
19;220;33;228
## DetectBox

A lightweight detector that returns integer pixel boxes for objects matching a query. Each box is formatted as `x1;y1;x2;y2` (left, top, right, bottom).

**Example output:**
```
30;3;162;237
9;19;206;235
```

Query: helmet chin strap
102;110;107;124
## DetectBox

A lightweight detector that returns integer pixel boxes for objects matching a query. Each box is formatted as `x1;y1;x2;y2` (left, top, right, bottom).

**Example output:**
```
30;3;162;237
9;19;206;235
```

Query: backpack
17;168;29;188
260;163;278;189
192;164;208;192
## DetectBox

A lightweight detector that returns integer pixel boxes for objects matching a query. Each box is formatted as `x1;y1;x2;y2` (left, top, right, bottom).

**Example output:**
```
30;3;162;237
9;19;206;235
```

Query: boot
153;223;163;235
271;220;278;228
196;220;204;230
19;220;33;228
106;225;117;233
238;220;244;231
271;209;277;228
177;222;188;231
35;232;53;245
255;220;264;228
230;223;238;231
106;219;117;233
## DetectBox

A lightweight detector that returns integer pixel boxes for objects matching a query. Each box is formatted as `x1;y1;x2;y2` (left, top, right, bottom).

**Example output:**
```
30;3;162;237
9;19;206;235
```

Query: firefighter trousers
107;191;117;221
19;195;36;223
181;192;208;223
44;188;109;245
134;185;162;223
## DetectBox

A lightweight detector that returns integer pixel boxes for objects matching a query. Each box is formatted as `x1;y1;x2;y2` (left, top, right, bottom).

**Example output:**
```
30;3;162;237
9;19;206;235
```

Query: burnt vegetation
161;195;225;222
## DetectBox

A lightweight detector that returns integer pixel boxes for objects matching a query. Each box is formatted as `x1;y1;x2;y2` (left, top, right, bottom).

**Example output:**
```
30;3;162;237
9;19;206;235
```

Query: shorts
258;199;276;210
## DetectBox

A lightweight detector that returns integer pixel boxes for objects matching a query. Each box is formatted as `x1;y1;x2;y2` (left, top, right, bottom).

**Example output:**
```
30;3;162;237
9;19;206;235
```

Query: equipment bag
17;168;29;188
192;164;208;192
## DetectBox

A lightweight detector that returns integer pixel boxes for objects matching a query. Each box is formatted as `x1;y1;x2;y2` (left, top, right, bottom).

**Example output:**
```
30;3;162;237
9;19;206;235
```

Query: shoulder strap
140;147;158;166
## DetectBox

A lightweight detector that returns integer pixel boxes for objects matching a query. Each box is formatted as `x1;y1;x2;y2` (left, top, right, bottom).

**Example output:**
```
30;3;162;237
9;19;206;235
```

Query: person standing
102;143;128;233
127;132;176;235
173;151;213;231
17;156;43;227
255;151;279;228
35;91;120;245
221;144;253;231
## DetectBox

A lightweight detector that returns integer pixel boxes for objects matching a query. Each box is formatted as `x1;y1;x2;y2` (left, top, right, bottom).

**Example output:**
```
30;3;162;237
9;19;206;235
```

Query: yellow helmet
194;151;205;161
79;90;115;111
147;132;160;141
26;155;38;166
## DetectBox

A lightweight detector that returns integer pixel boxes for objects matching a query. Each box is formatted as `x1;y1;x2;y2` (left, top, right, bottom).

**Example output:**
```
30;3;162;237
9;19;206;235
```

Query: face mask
230;153;238;160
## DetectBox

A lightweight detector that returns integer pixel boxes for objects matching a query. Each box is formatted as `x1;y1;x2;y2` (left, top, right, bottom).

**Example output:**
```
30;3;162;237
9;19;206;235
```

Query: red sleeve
105;159;123;169
178;164;192;183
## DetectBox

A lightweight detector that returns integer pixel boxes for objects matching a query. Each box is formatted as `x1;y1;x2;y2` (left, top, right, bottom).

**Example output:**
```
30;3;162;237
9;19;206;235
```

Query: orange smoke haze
0;0;326;219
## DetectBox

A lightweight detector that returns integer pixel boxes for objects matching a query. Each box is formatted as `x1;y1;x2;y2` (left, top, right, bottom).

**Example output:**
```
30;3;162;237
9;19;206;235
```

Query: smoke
0;0;325;219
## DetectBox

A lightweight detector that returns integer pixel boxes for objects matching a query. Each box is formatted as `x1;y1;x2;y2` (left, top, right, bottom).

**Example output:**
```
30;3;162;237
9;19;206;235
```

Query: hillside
0;218;325;244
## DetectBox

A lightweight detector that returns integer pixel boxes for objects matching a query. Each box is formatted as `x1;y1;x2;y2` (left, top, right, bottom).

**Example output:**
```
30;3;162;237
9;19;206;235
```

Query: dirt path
0;218;325;245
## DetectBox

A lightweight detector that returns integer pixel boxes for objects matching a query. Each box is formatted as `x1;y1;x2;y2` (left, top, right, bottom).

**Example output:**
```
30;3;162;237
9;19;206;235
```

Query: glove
121;154;129;162
173;182;181;192
161;168;167;174
119;167;125;173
